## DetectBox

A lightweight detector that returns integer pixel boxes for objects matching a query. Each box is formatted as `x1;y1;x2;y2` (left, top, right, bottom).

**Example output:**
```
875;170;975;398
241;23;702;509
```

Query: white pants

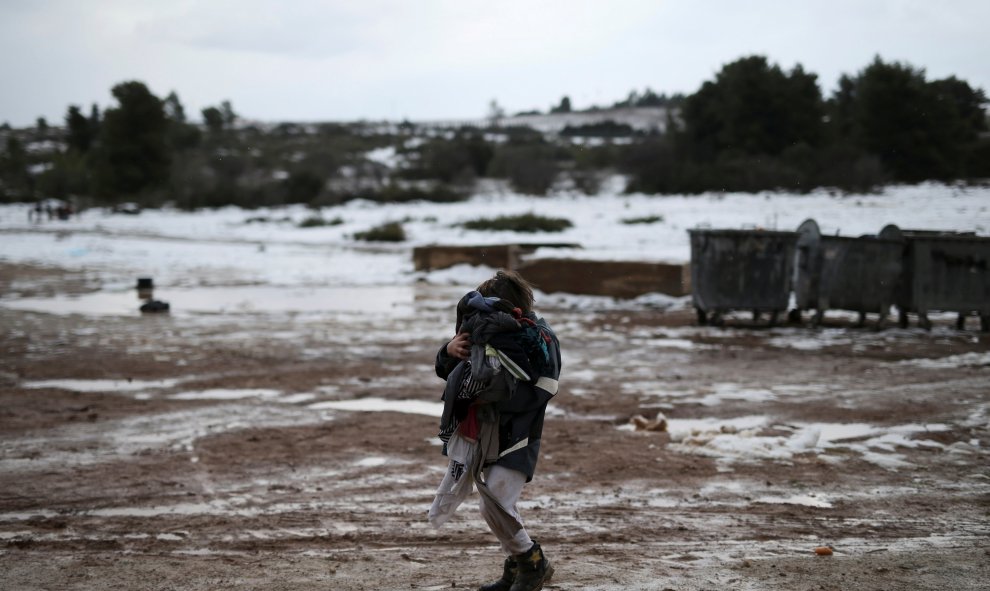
479;465;533;556
429;434;533;556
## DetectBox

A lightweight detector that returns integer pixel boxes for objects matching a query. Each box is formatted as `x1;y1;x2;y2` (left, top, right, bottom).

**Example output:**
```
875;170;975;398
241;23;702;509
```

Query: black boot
509;542;553;591
478;557;517;591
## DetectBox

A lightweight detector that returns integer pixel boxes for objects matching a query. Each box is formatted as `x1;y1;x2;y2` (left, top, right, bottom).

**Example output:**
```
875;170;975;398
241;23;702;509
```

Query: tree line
0;54;986;208
625;55;988;193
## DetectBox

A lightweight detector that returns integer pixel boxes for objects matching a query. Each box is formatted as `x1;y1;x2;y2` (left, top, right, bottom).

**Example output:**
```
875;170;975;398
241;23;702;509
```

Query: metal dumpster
880;226;990;331
792;219;903;327
689;228;798;326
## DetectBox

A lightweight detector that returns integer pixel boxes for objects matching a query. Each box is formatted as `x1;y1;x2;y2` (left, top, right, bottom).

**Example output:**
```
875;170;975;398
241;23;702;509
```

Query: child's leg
479;465;533;555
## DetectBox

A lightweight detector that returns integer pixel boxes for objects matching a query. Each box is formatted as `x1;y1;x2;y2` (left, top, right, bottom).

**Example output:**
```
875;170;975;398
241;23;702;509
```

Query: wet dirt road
1;263;988;590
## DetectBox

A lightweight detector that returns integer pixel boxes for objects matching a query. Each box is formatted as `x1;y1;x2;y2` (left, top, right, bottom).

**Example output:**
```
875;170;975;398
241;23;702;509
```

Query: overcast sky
2;0;988;127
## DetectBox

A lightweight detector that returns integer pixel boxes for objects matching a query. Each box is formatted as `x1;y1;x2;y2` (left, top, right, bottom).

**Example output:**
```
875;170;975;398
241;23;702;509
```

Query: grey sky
2;0;987;126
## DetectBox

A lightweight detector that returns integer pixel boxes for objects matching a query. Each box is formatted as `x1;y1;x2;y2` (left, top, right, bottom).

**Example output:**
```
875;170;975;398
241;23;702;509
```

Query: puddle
279;393;318;404
20;378;183;392
0;404;325;473
696;383;777;406
0;285;418;317
308;397;443;417
632;337;701;350
755;494;834;508
170;389;282;401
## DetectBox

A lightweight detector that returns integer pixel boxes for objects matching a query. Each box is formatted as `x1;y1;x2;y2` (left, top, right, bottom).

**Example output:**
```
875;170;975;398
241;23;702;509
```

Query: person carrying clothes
429;270;561;591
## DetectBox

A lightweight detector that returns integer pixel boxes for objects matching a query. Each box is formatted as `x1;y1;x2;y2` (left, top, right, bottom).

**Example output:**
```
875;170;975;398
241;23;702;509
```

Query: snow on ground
1;182;987;292
624;412;956;472
1;182;986;489
21;377;186;392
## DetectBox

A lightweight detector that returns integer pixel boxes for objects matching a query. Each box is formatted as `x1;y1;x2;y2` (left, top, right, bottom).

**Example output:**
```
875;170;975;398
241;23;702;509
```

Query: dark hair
477;270;535;314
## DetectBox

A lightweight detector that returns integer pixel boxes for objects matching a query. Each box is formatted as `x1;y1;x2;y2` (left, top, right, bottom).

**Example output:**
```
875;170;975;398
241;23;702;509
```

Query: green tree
163;91;186;123
0;137;33;201
487;100;506;128
202;100;237;135
220;100;236;128
613;88;685;109
65;105;95;153
832;57;988;181
551;96;572;114
89;104;101;137
92;81;171;199
682;55;825;160
37;151;90;199
202;106;224;134
163;91;201;150
635;88;665;107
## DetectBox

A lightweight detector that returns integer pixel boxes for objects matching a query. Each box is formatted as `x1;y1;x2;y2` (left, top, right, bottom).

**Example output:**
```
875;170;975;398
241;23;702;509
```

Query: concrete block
516;258;691;298
412;244;522;271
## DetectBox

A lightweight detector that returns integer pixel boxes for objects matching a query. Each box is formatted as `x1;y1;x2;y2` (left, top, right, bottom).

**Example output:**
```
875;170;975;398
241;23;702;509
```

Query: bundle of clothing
437;291;550;447
429;290;552;531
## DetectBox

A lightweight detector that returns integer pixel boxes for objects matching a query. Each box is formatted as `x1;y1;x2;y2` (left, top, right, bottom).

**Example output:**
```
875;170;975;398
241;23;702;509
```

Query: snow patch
170;389;282;401
898;352;990;369
308;397;444;417
21;378;183;392
755;494;834;509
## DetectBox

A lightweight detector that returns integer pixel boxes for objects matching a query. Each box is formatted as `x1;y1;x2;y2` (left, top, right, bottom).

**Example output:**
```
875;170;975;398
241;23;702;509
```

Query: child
429;270;562;591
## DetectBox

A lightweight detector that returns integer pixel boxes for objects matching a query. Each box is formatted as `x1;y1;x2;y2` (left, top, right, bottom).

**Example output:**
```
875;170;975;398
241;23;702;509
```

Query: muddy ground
0;262;988;590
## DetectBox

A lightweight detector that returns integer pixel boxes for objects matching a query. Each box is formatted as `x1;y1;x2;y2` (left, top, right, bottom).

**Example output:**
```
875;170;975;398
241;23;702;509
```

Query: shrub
622;215;664;224
354;221;405;242
617;136;684;194
488;144;560;195
401;134;493;182
560;120;635;137
462;213;572;233
371;184;465;203
298;215;343;228
283;171;325;204
567;169;606;196
315;184;467;207
245;215;293;224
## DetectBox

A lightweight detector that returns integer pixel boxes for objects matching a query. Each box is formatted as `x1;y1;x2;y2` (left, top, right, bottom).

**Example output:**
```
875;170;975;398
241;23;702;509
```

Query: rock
140;299;170;314
630;412;668;432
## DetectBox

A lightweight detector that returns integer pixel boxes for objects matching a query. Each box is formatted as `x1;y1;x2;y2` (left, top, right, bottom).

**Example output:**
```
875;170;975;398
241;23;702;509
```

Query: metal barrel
793;220;903;327
881;227;990;330
688;228;798;326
